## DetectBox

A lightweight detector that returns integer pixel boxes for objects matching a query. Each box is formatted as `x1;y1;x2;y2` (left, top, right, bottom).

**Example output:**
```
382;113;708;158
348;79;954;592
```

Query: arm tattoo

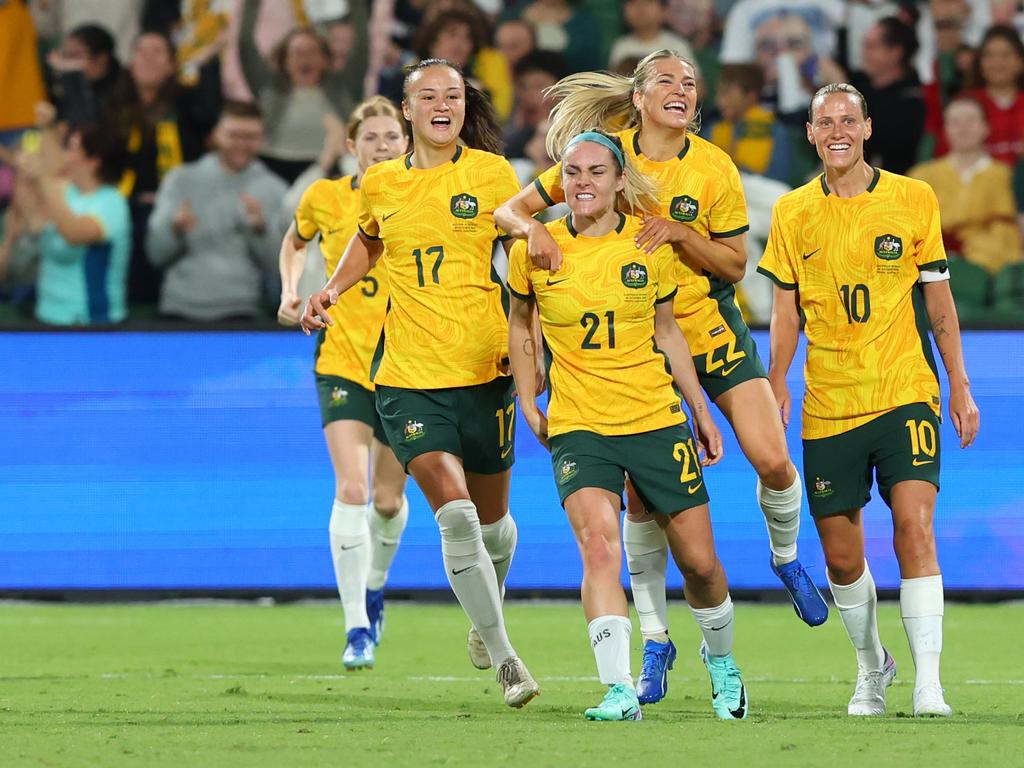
932;313;950;340
523;337;536;356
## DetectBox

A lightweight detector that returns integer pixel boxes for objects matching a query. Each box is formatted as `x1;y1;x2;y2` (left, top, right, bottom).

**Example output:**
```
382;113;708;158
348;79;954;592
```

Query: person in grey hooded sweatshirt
146;100;286;321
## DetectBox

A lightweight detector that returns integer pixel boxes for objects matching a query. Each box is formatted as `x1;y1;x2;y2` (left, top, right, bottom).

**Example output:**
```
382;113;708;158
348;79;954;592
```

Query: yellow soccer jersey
534;127;750;359
757;168;947;439
357;146;520;389
507;213;686;438
295;176;389;389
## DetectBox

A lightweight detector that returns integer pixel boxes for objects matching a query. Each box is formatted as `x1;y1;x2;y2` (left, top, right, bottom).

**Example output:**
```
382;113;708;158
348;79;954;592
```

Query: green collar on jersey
820;166;880;196
633;130;690;161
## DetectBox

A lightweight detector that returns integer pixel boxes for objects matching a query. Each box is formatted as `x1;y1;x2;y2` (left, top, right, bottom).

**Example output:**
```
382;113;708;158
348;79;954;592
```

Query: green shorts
315;374;388;444
548;423;711;513
375;377;516;474
692;283;767;401
803;402;941;517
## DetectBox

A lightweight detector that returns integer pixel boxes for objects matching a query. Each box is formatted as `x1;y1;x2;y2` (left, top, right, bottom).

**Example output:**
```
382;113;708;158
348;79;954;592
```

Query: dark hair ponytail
403;58;504;154
462;81;504;154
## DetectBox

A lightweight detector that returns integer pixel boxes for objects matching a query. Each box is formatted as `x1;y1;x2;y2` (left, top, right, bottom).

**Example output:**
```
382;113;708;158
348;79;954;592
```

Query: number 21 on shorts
673;439;703;494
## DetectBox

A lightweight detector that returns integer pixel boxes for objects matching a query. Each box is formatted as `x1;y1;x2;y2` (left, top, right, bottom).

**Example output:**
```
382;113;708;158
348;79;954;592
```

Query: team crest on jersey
330;386;349;405
450;193;479;219
557;459;578;484
670;195;699;222
813;476;834;498
874;234;903;260
404;420;426;442
621;262;648;289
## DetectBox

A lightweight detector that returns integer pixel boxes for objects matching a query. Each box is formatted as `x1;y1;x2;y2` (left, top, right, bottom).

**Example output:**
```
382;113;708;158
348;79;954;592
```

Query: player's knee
435;499;480;545
824;549;863;583
894;518;935;560
579;529;620;576
337;479;370;506
371;490;403;518
756;457;794;491
680;551;719;587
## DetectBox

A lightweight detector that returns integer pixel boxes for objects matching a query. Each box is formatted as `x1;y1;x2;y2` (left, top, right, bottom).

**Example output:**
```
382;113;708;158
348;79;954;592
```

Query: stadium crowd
0;0;1022;326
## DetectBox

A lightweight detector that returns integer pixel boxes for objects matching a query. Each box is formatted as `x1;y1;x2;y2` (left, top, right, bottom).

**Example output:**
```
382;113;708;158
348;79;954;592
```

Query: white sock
622;518;669;643
829;561;885;671
366;495;409;591
689;595;735;657
480;512;517;597
758;472;801;566
328;500;370;632
435;499;516;665
588;615;633;687
900;575;944;690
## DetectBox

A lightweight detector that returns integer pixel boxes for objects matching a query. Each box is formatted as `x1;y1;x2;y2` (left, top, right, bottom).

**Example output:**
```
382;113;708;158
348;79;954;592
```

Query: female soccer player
507;130;746;721
758;83;980;718
278;97;410;671
495;49;827;706
300;60;539;709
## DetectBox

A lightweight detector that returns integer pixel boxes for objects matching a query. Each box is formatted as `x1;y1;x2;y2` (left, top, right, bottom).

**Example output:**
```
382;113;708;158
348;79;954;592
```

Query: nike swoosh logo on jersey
912;458;935;466
803;248;821;260
452;565;477;576
382;210;402;221
687;481;704;495
545;277;569;286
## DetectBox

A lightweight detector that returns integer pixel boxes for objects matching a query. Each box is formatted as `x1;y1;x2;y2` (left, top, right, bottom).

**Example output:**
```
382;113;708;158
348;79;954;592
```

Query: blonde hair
545;49;698;162
346;95;406;141
563;129;661;217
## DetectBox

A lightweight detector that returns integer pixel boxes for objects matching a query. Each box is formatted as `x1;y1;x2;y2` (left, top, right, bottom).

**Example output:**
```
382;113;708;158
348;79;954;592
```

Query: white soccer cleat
496;656;540;708
467;626;492;670
913;683;952;717
848;649;896;716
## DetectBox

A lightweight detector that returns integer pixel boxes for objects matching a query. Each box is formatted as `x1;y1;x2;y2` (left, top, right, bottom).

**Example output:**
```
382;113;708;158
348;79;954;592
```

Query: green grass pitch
2;601;1022;767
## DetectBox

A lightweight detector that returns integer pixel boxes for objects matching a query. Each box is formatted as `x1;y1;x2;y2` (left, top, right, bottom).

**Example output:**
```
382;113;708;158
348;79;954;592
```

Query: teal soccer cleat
700;642;748;720
584;683;643;721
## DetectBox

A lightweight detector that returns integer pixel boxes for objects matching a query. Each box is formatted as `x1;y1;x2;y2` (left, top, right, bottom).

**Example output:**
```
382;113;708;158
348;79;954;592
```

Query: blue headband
564;131;626;169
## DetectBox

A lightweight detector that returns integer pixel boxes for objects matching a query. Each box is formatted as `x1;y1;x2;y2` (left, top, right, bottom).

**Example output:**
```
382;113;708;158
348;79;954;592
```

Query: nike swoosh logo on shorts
687;481;704;494
500;445;513;459
912;458;934;466
719;360;743;377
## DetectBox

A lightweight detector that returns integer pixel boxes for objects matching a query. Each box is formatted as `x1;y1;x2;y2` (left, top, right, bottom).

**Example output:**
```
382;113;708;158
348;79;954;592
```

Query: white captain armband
918;266;950;283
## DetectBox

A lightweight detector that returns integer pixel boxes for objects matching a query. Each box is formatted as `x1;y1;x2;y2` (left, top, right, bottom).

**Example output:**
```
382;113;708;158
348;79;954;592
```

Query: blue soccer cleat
700;642;748;720
343;628;375;670
366;589;385;645
771;557;829;627
636;638;677;704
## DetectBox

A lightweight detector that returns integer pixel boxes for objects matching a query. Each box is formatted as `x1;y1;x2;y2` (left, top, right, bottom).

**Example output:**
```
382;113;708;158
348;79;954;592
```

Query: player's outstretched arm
637;221;746;284
508;294;549;449
495;184;564;272
767;284;800;428
922;279;980;448
277;221;306;326
654;301;723;465
300;231;381;335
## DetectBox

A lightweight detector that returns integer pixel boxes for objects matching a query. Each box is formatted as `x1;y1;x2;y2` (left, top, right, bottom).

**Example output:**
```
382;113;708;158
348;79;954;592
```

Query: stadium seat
947;258;991;324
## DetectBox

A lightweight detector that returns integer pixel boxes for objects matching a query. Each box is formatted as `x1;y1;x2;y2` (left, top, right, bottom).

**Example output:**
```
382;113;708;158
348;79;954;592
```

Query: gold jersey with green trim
295;176;390;389
757;168;947;440
534;127;750;359
507;213;686;438
357;147;521;389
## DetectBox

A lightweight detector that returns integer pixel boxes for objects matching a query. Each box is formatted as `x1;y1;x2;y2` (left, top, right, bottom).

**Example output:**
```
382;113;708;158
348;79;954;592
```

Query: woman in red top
965;25;1024;166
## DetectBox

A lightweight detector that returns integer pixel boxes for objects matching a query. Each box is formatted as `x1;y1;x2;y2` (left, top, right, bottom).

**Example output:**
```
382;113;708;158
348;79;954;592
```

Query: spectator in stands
29;0;141;64
12;106;131;326
910;97;1021;274
850;17;926;175
45;24;122;127
964;25;1024;166
238;0;368;183
608;0;694;72
145;101;287;322
666;0;722;104
706;64;792;185
500;0;606;74
495;19;537;69
504;51;565;159
919;0;976;160
408;1;513;120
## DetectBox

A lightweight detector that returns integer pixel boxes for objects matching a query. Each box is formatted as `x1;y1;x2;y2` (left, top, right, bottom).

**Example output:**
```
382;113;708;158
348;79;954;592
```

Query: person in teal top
17;115;130;325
